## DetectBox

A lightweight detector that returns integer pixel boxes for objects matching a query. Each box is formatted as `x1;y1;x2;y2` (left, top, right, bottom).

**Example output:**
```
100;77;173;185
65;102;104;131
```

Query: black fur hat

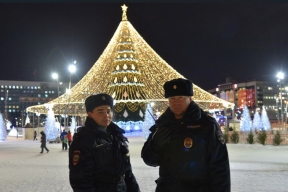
164;78;193;98
85;93;114;112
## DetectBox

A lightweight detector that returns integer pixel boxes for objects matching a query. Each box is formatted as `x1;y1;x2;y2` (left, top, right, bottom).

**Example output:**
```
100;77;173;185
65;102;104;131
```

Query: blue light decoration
240;104;252;132
44;105;58;141
0;113;7;141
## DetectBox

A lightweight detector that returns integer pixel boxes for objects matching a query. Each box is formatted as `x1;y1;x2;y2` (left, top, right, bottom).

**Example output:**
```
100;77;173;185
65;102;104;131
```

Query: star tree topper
121;4;128;21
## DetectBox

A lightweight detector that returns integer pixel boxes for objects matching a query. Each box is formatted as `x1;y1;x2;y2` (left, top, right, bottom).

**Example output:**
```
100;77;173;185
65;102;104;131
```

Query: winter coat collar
156;101;202;125
84;117;125;136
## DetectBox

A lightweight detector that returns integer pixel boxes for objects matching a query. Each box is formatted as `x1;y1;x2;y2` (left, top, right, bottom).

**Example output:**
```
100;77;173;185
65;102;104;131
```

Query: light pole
36;112;40;137
277;72;284;130
66;61;76;129
52;72;61;132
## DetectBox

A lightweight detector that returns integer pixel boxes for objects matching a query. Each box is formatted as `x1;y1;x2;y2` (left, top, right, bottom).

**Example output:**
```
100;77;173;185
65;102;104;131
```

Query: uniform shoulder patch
216;130;225;145
72;150;81;165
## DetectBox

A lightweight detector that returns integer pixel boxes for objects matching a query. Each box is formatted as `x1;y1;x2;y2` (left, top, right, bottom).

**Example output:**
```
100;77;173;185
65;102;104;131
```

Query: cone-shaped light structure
27;4;234;116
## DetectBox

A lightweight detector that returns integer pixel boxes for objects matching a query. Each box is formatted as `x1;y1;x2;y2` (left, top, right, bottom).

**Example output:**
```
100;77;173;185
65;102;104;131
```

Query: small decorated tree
0;113;7;141
240;104;252;132
142;104;155;140
252;110;262;131
230;131;239;144
273;131;283;146
257;129;267;145
246;130;254;144
44;105;58;141
70;117;77;134
261;106;271;131
24;114;30;126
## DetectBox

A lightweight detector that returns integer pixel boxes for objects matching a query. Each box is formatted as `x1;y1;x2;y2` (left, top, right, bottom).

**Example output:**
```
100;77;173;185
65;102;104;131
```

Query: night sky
1;3;288;90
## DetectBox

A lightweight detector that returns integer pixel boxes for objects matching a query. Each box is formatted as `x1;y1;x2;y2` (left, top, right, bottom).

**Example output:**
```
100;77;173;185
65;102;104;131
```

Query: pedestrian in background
63;135;68;150
67;130;72;149
141;78;230;192
40;131;49;153
60;130;68;150
33;131;37;141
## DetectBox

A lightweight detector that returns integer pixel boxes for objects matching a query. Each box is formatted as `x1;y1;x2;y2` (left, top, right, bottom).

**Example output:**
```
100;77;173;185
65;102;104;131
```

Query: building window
8;97;12;100
1;85;3;88
0;97;3;100
45;94;48;97
12;86;15;89
20;86;23;89
38;94;41;97
268;87;273;90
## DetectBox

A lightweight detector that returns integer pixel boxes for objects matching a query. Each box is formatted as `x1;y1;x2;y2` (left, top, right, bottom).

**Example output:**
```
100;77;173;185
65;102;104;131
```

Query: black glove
151;126;171;153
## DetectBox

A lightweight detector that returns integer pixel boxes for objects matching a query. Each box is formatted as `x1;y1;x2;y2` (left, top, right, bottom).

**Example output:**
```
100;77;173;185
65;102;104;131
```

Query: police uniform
69;94;140;192
141;79;231;192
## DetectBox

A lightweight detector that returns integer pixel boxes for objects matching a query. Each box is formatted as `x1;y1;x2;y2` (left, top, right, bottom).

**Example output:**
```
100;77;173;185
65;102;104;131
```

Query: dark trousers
68;141;72;148
41;146;49;152
62;142;67;150
33;136;37;140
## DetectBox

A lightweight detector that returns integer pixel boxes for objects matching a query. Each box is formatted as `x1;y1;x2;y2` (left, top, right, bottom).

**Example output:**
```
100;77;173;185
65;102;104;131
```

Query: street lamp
52;72;61;132
276;72;284;130
15;117;18;139
66;61;76;129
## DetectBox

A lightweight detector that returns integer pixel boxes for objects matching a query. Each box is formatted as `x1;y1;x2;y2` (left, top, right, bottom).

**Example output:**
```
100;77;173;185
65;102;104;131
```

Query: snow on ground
1;135;288;192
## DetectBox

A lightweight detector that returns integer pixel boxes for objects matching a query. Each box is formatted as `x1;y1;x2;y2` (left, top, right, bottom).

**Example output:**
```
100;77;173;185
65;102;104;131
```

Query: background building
208;77;288;123
0;80;72;128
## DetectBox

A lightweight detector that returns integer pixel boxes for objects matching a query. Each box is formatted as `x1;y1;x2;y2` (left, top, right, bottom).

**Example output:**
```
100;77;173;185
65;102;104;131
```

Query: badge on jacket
216;130;225;145
72;150;81;165
184;137;193;148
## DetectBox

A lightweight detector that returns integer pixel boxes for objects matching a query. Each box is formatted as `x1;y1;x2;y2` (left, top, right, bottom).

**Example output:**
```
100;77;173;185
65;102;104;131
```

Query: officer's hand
151;126;171;153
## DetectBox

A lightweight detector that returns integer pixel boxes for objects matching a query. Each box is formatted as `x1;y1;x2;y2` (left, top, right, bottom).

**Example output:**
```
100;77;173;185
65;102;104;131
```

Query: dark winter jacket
40;131;46;148
141;101;231;192
69;117;140;192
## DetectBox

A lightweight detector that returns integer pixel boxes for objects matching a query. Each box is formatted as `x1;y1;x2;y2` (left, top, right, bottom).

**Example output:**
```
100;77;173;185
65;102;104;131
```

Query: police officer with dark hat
69;93;140;192
141;78;231;192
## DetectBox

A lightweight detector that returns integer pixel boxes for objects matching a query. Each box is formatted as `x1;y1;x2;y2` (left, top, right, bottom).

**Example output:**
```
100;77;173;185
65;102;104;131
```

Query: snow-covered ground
1;135;288;192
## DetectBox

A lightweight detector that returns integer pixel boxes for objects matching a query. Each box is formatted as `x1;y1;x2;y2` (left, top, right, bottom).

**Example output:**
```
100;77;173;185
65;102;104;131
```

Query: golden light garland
27;4;234;116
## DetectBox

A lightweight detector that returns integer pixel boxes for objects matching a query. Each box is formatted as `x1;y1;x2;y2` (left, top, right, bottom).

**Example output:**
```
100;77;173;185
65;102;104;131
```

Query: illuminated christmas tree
25;114;30;126
44;105;58;141
70;117;77;133
0;113;7;141
142;104;155;140
240;105;252;131
27;4;234;120
261;106;271;131
252;110;262;131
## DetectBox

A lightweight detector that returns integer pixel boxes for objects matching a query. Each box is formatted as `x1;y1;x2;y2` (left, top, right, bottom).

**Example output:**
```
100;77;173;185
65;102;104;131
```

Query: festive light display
240;104;252;131
0;113;7;141
261;106;271;131
252;110;263;131
27;4;234;117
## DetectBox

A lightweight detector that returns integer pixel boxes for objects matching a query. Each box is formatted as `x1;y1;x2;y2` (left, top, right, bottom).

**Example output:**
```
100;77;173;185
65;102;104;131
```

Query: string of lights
27;4;234;117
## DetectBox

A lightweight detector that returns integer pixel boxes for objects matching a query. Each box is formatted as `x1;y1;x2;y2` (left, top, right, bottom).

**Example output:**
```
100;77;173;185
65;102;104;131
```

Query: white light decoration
123;110;129;118
131;64;135;70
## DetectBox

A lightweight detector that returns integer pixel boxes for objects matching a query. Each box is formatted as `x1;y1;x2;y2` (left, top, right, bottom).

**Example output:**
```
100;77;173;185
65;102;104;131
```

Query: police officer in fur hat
69;93;140;192
141;78;231;192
